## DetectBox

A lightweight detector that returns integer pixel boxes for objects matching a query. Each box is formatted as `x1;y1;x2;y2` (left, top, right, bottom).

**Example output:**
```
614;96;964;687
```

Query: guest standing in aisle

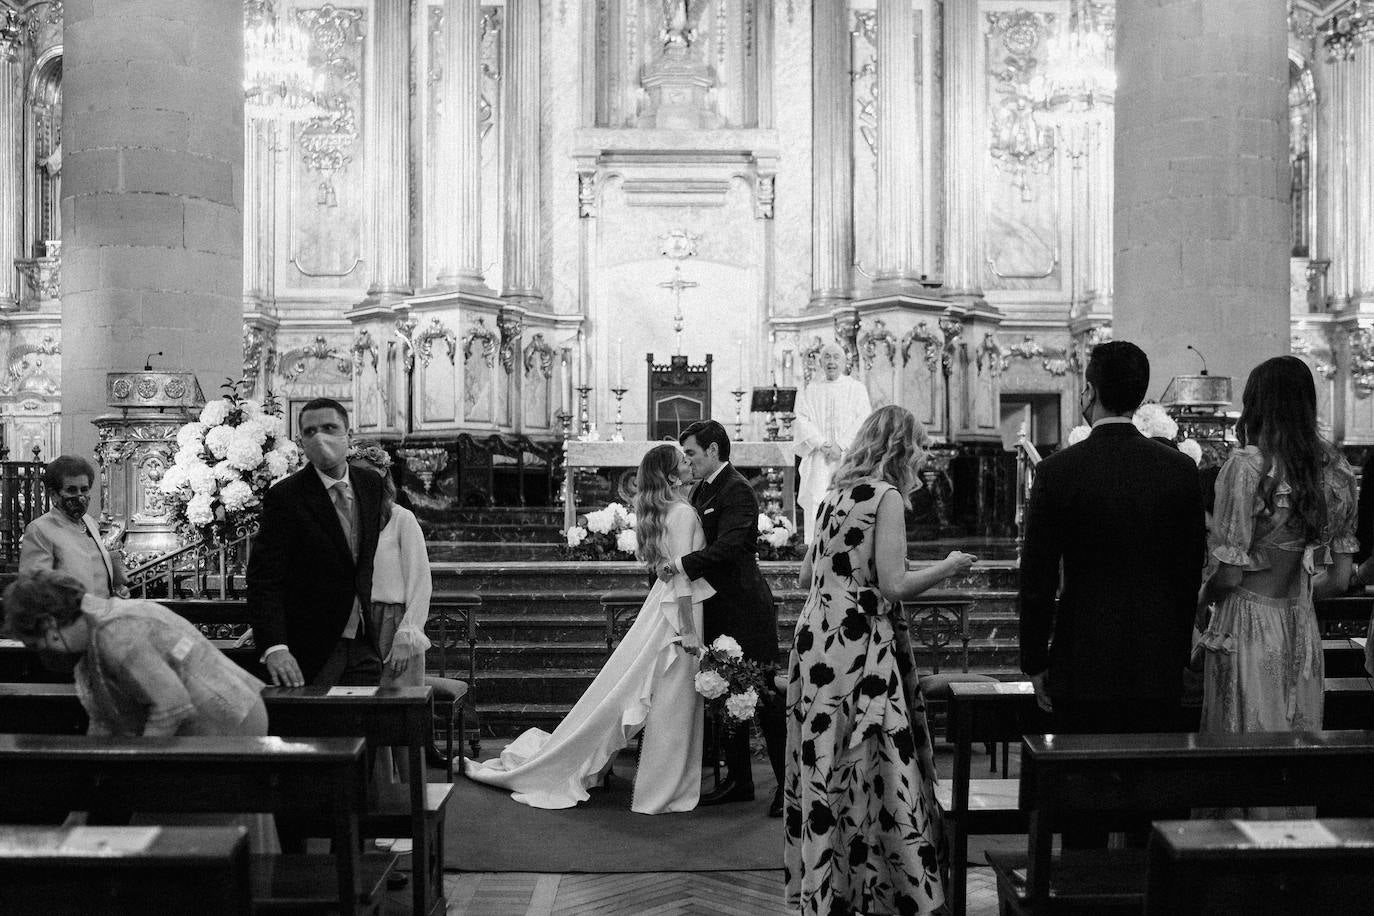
20;455;128;598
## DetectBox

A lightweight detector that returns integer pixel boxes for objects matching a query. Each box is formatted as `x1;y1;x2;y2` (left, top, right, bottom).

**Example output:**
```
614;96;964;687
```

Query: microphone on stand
1186;345;1209;377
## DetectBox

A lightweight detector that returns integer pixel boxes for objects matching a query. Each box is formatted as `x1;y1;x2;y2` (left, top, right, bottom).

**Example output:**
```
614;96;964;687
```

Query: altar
562;440;795;530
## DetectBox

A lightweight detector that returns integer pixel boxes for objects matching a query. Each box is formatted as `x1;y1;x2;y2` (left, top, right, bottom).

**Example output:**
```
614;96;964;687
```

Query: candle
616;338;624;387
737;339;746;388
559;350;569;413
577;329;586;389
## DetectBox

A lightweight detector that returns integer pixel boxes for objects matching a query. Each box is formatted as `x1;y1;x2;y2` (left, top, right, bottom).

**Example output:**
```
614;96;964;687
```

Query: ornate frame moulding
415;317;458;368
523;333;556;379
242;326;279;384
901;322;943;373
1291;332;1337;381
1003;334;1071;377
351;328;379;372
462;318;498;368
279;336;352;381
1346;326;1374;398
498;309;524;375
857;319;899;370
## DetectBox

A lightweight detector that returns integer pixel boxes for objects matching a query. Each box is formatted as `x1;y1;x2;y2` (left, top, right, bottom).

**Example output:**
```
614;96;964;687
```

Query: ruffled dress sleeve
388;508;433;656
1209;450;1262;568
661;504;715;625
1326;457;1360;556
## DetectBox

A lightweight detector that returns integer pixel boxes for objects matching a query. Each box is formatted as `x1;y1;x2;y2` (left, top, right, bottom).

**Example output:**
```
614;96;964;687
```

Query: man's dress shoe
768;787;783;818
698;777;755;806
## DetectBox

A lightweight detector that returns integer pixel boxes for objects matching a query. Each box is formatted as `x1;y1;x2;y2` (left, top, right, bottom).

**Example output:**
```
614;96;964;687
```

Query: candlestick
555;408;573;440
611;385;628;442
576;385;593;438
731;387;746;441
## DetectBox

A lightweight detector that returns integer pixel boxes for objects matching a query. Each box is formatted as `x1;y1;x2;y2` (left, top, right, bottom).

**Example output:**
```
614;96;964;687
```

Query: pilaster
0;45;19;311
809;0;853;309
873;0;922;286
501;0;542;306
942;0;984;298
435;0;485;289
364;0;411;300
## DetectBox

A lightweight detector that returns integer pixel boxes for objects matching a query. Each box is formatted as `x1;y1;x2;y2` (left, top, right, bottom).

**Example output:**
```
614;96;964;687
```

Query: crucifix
658;264;699;356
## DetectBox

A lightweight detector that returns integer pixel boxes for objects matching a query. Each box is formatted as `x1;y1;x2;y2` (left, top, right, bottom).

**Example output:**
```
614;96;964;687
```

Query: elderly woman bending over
3;569;267;737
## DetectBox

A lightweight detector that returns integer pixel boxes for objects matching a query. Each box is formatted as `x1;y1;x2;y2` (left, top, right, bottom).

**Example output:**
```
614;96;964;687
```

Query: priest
792;342;872;542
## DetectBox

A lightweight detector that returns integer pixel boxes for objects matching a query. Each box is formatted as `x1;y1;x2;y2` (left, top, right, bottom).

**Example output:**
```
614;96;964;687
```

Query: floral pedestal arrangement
561;501;805;561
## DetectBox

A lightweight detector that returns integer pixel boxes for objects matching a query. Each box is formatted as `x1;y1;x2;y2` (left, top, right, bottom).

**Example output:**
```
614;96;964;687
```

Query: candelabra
575;386;593;438
555;408;573;440
610;386;628;442
780;412;796;439
731;388;746;441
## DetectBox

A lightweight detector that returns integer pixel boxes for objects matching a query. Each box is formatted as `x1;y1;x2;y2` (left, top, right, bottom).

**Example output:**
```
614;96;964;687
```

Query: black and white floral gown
784;480;946;916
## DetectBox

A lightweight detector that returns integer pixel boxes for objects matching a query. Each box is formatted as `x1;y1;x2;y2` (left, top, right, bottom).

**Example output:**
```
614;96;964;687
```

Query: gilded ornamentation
480;7;502;140
834;310;861;364
397;446;448;492
976;333;1007;377
497;309;523;374
242;325;278;385
279;336;351;381
1291;332;1336;382
800;336;825;384
15;257;59;303
754;173;775;220
416;317;459;368
1349;327;1374;398
394;316;418;373
462;317;499;368
111;378;132;399
659;229;700;260
163;378;187;400
938;317;964;375
351;328;378;372
1289;1;1318;41
578;171;597;218
858;319;898;370
985;9;1056;199
0;334;60;397
850;11;878;162
296;5;364;208
523;333;556;379
1003;335;1071;377
901;322;942;373
1069;324;1113;376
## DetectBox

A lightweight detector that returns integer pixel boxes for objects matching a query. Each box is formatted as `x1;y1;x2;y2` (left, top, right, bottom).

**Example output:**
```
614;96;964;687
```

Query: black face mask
59;495;89;520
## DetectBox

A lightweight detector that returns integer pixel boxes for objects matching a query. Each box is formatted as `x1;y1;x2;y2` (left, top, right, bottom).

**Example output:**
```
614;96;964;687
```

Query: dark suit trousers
1053;697;1191;849
722;687;785;789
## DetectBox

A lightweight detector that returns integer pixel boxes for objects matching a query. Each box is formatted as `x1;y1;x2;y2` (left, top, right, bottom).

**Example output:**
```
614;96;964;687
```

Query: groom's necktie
328;479;364;639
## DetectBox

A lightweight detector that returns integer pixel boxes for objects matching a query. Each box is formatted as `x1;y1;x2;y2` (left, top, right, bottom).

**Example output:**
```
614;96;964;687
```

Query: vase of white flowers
563;501;639;560
157;380;303;546
1066;402;1204;466
756;511;804;561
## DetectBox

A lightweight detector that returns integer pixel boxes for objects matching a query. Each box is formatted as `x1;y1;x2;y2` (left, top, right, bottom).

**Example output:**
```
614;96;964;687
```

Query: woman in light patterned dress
1198;355;1358;739
785;405;976;916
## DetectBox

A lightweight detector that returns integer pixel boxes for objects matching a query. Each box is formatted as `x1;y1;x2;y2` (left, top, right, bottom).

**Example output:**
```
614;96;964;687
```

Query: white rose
565;526;588;548
158;465;187;494
615;528;638;555
186;494;214;526
264;451;290;480
219;479;255;512
199;399;231;427
204;425;235;459
1066;424;1092;446
585;509;613;535
1133;402;1179;441
186;463;217;496
1179;438;1204;466
724;688;759;722
711;635;744;660
226;434;265;472
236;417;268;446
758;513;773;533
694;669;729;700
176;422;207;449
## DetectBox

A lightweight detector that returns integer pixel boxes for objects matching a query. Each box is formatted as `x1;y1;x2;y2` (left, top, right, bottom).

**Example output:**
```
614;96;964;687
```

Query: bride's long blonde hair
630;443;689;572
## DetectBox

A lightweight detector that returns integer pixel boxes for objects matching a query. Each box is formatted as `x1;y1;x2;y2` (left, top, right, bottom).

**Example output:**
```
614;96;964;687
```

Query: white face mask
302;431;348;470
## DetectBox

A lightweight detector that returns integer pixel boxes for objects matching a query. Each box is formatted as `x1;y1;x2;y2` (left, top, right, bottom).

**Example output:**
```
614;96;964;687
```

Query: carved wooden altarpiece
646;353;711;441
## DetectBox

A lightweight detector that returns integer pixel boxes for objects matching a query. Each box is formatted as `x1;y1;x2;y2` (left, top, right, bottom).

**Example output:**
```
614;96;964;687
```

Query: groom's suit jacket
247;464;383;683
1019;421;1205;701
681;463;779;665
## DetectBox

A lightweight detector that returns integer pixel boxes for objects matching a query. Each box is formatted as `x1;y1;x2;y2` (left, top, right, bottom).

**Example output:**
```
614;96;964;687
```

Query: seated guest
3;569;267;737
19;455;127;598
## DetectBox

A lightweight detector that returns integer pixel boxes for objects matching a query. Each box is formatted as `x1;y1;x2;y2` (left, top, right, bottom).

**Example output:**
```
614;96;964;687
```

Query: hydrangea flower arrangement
563;501;638;559
689;635;770;734
1067;402;1203;466
756;511;804;561
157;381;303;545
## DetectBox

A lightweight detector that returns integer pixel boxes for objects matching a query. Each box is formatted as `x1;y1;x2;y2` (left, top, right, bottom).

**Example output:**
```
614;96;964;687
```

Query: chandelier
243;0;323;123
1323;0;1374;61
1035;0;1115;157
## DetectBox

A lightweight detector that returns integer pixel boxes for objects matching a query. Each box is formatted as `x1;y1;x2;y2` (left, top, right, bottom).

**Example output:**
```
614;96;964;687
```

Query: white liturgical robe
792;374;872;542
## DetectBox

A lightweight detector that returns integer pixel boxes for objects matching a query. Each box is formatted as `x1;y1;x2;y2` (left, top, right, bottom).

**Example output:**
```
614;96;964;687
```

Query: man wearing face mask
247;398;384;688
20;455;128;599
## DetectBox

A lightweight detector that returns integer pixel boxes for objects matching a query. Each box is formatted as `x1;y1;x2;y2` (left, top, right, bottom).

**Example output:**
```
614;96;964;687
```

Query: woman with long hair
786;404;975;916
1198;355;1358;736
468;443;711;813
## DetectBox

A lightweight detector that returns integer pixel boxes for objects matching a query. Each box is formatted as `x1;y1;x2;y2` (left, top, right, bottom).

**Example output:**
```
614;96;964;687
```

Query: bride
467;443;712;813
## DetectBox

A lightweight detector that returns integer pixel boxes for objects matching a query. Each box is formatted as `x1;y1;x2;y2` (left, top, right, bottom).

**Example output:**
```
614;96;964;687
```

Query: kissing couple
467;419;786;817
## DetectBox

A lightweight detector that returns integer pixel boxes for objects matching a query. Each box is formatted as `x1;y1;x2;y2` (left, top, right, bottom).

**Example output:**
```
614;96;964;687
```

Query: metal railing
124;527;256;600
0;454;48;565
1013;426;1042;563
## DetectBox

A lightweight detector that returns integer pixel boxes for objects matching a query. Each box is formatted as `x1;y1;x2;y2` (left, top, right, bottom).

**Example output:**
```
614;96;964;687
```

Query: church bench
902;593;978;674
0;824;251;916
425;591;483;773
1322;637;1368;677
0;683;450;916
1144;817;1374;915
1322;676;1374;729
0;733;392;916
988;729;1374;915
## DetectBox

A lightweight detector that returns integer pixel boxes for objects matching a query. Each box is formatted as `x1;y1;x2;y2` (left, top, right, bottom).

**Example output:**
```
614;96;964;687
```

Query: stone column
810;0;853;309
501;0;541;305
242;119;276;308
434;0;484;288
1353;46;1374;303
1114;0;1289;391
0;45;19;310
61;0;243;462
1086;114;1114;310
1322;54;1353;304
874;0;922;285
942;0;983;298
364;0;411;300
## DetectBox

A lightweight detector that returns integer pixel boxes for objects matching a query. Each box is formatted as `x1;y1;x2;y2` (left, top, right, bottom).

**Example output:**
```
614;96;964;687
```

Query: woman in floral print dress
784;405;977;916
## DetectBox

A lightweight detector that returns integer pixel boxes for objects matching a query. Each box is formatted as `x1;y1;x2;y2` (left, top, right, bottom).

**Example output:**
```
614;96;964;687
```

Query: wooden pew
0;733;391;915
1322;637;1368;678
262;685;452;916
1144;818;1374;915
1323;676;1374;729
988;729;1374;915
0;683;451;916
0;825;251;916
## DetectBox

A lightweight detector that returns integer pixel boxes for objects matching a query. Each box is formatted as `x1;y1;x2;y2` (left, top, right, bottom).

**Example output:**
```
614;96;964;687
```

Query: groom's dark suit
681;463;785;789
247;464;384;684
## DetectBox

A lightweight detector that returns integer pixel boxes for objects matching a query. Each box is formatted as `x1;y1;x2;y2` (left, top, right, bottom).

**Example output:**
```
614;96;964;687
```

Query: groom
659;420;786;817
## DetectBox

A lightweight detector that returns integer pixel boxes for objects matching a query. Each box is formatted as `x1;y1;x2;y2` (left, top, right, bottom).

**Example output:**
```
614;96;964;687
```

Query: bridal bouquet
690;635;771;734
158;380;302;545
756;511;804;561
563;501;638;560
1067;402;1204;465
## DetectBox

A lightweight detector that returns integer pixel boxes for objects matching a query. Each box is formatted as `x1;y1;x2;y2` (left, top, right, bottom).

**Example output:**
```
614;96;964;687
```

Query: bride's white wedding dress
467;502;711;813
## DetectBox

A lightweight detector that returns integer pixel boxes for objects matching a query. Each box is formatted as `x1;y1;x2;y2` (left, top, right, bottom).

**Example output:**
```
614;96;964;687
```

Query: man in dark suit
1020;340;1205;844
658;420;786;817
248;397;384;687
